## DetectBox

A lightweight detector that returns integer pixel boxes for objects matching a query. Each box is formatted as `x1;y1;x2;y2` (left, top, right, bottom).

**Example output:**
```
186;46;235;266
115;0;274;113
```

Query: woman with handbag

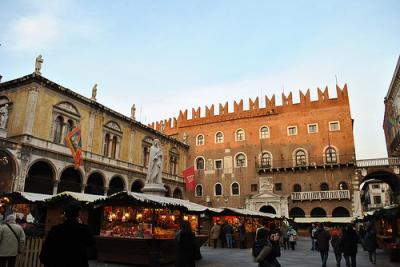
0;214;26;267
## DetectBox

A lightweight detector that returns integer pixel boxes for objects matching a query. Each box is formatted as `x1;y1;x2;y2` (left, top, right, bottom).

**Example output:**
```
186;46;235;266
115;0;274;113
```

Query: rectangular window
308;123;318;133
329;121;340;131
373;195;381;204
372;184;380;189
215;159;223;169
251;184;258;192
275;183;282;191
287;126;297;136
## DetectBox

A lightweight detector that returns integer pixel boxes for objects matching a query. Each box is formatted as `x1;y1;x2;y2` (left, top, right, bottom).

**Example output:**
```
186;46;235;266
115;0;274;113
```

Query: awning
219;207;278;218
294;217;353;223
1;191;53;203
47;191;105;203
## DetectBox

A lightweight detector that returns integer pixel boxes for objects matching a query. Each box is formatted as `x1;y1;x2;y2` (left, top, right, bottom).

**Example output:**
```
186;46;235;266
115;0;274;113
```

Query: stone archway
25;160;54;195
332;207;350;217
311;207;327;217
361;170;400;204
259;205;276;214
108;176;125;195
58;167;82;193
131;179;144;193
0;150;17;193
173;188;183;199
289;207;305;218
85;172;105;195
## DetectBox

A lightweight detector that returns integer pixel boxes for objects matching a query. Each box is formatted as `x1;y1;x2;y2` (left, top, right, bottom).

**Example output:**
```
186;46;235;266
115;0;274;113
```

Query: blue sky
1;0;399;159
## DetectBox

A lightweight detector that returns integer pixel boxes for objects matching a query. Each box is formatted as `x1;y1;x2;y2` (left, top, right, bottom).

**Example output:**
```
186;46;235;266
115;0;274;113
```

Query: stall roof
1;191;52;203
294;217;353;224
45;191;106;204
220;207;278;218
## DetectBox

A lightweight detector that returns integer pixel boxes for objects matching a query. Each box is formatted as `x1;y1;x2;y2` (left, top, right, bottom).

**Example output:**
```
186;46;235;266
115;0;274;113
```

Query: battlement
149;84;349;134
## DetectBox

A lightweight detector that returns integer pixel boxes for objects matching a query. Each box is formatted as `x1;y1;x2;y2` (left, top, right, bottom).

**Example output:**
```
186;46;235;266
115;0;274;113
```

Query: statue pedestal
141;183;166;197
0;128;7;138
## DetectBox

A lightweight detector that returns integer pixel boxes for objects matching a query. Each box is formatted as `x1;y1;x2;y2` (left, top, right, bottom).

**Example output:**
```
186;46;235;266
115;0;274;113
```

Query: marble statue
91;84;97;101
35;55;43;75
145;139;163;184
0;104;9;129
131;104;136;120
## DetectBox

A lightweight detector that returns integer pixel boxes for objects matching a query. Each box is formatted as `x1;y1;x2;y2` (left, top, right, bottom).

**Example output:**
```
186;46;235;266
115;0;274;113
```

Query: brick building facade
153;85;356;218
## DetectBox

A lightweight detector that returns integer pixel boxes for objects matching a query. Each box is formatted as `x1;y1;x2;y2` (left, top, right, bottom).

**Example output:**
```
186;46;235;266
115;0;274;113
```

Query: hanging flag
183;166;195;191
65;126;82;169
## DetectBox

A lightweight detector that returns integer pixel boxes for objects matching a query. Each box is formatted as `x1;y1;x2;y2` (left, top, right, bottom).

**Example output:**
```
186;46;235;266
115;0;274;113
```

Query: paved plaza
89;238;399;267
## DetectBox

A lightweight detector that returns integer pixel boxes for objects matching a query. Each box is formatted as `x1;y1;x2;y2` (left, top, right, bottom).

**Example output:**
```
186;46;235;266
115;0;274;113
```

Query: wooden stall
92;191;209;266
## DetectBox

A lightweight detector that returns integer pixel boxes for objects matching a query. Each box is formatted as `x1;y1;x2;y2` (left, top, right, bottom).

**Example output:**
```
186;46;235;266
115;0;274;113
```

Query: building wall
152;85;356;217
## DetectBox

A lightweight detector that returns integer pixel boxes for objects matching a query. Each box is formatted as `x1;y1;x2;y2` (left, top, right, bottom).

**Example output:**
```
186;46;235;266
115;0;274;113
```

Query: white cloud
11;13;60;50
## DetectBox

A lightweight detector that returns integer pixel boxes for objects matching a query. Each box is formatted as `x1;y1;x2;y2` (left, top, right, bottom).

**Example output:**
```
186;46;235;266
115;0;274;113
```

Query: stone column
104;187;109;196
115;138;120;160
87;110;96;152
52;180;60;195
81;184;87;193
108;136;113;158
23;86;40;136
129;128;136;162
352;170;363;218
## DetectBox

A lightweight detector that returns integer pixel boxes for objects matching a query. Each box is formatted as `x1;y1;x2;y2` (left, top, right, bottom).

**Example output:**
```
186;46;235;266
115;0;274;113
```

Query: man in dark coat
39;201;94;267
315;223;331;267
364;224;377;264
175;220;196;267
341;224;358;267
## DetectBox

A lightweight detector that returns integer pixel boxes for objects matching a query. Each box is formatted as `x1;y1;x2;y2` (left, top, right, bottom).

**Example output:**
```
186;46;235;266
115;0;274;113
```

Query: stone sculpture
145;139;163;184
0;104;9;129
35;55;43;75
91;84;97;101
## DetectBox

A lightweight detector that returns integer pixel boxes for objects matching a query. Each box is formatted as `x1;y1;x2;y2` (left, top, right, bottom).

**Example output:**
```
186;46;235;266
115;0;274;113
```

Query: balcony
291;190;351;201
256;154;355;173
355;157;400;168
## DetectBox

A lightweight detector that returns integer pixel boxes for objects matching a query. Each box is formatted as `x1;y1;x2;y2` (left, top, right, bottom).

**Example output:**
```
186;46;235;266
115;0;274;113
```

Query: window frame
287;126;298;136
234;152;247;168
214;159;223;169
235;128;245;141
307;123;318;134
231;182;240;196
325;146;338;164
196;134;205;146
195;184;203;197
215;131;224;144
195;156;205;170
294;149;307;166
329;121;341;132
259;126;270;139
214;183;223;196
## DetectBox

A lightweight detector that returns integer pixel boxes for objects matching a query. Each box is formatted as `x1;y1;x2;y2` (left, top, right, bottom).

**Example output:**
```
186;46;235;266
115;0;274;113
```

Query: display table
96;235;208;265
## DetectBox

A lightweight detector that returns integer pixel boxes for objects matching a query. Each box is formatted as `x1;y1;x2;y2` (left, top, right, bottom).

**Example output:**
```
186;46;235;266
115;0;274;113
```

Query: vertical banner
65;126;82;169
183;166;195;191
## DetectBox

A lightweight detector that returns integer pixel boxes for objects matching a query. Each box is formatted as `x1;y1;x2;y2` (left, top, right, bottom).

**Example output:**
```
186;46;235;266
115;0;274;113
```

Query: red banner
65;126;82;169
183;166;195;191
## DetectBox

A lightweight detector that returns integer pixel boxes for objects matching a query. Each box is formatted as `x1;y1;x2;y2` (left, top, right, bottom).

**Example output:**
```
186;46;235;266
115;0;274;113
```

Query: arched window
196;157;205;170
320;182;329;191
295;149;307;166
195;185;203;197
325;147;337;163
53;116;64;143
215;132;224;143
261;152;272;168
231;182;240;195
236;129;245;141
104;134;110;157
293;184;302;192
215;183;222;196
235;153;247;167
338;182;348;190
111;136;118;159
196;134;204;146
260;126;270;139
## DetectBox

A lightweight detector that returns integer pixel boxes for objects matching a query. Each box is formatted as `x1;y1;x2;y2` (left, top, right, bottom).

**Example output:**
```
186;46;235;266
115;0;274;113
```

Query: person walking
364;224;377;264
0;214;26;267
309;223;317;250
209;221;221;248
315;223;331;267
223;222;234;248
253;228;281;267
175;220;196;267
238;221;246;249
341;224;358;267
280;223;289;250
287;226;297;250
40;201;94;267
219;221;227;248
330;226;343;267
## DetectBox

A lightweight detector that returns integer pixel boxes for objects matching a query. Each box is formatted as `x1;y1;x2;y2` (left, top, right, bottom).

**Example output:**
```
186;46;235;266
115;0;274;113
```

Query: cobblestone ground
90;238;399;267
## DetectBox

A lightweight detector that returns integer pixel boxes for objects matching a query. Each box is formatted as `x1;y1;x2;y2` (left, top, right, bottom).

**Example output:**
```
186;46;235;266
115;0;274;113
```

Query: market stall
92;191;209;266
206;207;279;248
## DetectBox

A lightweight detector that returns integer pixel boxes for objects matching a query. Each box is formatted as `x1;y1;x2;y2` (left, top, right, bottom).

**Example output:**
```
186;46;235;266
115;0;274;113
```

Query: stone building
0;72;188;198
152;85;356;218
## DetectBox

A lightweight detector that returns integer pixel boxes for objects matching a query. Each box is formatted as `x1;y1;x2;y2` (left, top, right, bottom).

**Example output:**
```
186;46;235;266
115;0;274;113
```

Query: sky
0;0;399;159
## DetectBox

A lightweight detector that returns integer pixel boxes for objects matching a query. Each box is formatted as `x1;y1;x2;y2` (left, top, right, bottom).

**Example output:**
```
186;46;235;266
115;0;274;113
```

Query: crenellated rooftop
149;84;349;134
